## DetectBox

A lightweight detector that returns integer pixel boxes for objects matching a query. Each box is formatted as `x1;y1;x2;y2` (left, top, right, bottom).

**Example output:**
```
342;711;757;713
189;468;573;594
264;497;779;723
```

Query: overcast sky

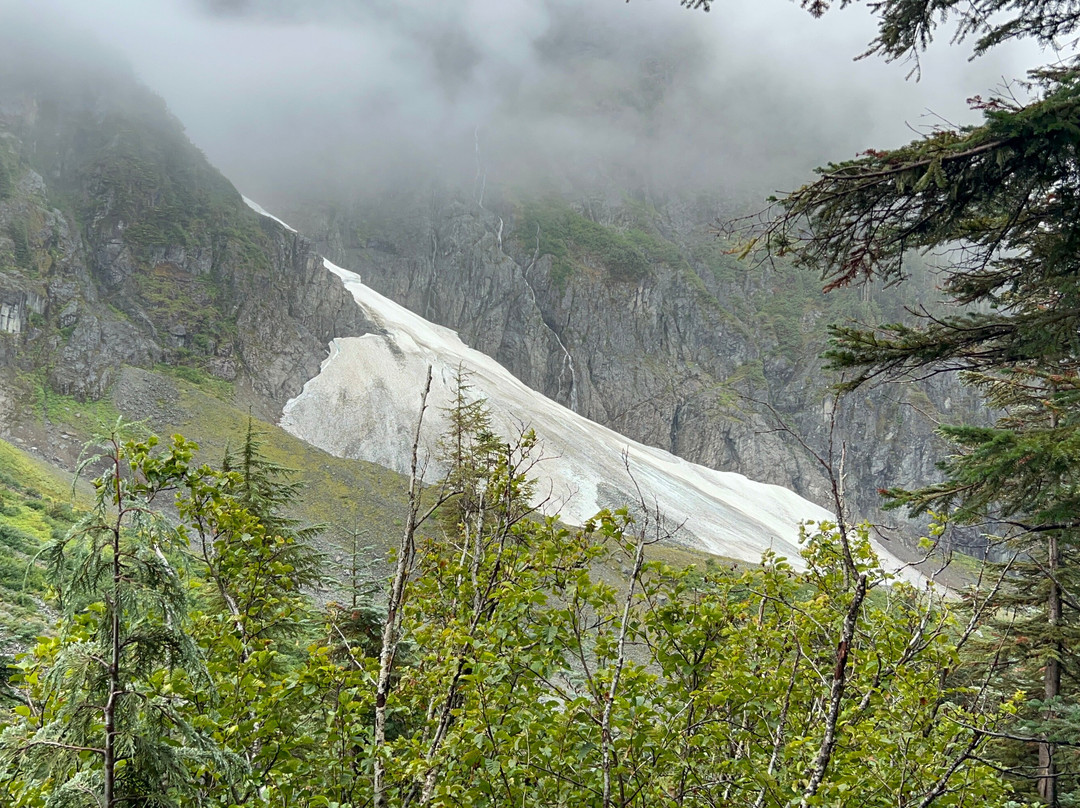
5;0;1049;203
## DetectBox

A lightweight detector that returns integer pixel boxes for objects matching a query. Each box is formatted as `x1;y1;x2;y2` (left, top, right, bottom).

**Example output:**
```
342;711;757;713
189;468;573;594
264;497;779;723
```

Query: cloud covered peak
2;0;1040;204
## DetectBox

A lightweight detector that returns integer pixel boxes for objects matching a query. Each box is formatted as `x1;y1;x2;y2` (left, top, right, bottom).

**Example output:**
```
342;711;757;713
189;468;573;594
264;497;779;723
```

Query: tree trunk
602;527;647;808
1038;532;1061;808
104;611;118;808
104;453;123;808
800;573;867;807
373;368;432;808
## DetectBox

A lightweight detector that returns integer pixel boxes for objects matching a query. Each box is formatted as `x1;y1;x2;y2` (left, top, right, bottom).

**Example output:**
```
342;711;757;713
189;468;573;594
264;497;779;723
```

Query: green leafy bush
516;198;652;285
8;219;31;269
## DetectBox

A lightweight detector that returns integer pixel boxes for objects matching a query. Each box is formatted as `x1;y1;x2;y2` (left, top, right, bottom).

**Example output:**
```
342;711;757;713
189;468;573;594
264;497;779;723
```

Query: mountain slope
248;201;922;580
0;32;372;434
279;190;987;554
0;31;941;587
0;437;84;650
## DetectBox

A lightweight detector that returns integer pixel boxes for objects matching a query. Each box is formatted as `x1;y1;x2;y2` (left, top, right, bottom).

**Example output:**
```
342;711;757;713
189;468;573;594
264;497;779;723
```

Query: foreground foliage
688;0;1080;802
0;412;1030;808
0;432;214;807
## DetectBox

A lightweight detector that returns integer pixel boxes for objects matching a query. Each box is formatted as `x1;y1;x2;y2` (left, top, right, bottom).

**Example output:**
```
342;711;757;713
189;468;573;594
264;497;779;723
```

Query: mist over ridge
3;0;1043;208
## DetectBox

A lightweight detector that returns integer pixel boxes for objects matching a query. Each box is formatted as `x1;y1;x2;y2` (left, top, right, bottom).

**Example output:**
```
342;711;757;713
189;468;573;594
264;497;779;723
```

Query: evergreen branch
17;739;106;755
823;138;1008;181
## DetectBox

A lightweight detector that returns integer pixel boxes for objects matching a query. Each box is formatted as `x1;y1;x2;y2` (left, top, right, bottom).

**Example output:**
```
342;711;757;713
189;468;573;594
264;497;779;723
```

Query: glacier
246;198;922;580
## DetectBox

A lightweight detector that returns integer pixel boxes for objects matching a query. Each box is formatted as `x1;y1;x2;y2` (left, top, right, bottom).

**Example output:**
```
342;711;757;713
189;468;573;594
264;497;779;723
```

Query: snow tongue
239;196;919;583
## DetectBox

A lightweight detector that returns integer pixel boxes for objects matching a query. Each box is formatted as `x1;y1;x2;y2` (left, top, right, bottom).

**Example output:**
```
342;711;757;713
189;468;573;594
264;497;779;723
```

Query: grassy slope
7;363;720;619
0;364;420;650
148;371;719;584
117;370;414;583
0;440;88;649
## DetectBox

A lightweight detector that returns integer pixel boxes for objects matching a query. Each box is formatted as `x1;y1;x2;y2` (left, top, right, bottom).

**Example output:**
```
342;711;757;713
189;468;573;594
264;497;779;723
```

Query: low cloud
2;0;1044;204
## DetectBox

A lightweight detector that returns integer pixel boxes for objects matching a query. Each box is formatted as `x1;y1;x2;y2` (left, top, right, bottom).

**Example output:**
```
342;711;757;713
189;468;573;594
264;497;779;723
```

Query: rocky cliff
0;34;984;557
275;188;985;551
0;43;373;443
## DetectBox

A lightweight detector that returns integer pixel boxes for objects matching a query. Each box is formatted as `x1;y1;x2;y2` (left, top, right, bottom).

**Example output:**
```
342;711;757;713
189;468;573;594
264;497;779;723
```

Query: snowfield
242;195;297;233
245;199;922;580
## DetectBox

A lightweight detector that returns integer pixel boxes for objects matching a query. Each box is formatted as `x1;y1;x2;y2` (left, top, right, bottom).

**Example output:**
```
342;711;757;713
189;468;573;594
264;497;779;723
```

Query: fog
5;0;1048;205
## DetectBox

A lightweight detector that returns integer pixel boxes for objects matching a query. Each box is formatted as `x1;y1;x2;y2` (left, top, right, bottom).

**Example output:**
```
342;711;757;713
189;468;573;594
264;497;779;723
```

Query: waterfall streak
519;228;577;411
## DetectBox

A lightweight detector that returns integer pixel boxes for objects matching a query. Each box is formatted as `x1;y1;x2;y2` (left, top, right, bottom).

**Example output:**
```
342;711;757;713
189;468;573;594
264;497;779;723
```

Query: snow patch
242;195;297;233
240;200;921;581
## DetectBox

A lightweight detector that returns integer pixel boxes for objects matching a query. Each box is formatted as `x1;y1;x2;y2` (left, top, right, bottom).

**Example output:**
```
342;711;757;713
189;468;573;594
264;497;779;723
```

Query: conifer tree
177;419;327;806
0;157;12;201
437;365;505;539
0;428;219;808
705;5;1080;803
223;417;325;561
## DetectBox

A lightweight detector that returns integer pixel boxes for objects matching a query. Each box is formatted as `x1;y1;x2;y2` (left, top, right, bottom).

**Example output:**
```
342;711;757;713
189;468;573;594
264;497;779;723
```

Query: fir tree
0;428;221;808
719;7;1080;803
182;418;325;648
437;365;506;541
177;419;327;806
0;157;12;201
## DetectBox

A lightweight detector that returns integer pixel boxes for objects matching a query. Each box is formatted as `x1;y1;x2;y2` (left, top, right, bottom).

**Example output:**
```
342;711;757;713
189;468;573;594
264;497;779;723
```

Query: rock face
276;255;925;585
277;191;985;549
0;38;983;557
0;58;374;430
